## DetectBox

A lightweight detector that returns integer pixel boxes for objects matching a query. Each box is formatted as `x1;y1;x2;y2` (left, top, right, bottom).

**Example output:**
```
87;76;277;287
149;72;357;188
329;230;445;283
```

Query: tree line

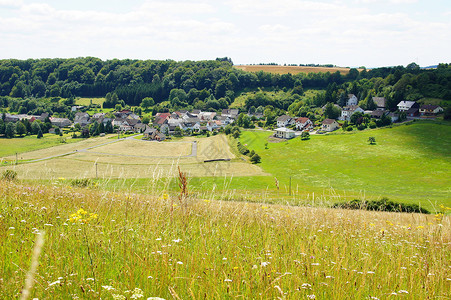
0;57;450;116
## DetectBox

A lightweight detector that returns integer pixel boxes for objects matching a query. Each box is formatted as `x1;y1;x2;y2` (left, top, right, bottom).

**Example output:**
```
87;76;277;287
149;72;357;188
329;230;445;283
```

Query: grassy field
0;180;449;299
235;65;359;75
238;121;451;207
75;97;106;106
0;133;81;159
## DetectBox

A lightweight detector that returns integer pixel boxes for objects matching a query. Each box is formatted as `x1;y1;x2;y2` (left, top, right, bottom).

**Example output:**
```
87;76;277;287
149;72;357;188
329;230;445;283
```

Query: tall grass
0;179;449;299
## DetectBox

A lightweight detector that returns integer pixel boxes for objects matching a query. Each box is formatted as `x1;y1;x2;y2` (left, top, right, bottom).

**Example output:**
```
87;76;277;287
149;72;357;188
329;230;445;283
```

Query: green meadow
0;134;80;159
235;121;451;207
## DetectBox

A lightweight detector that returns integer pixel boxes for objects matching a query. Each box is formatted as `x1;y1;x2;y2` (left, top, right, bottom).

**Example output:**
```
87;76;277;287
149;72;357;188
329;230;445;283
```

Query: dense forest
0;57;450;116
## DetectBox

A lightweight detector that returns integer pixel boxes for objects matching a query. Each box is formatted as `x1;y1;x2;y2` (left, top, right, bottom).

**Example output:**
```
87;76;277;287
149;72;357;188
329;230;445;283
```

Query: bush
70;178;96;188
237;142;249;155
332;198;430;214
250;153;261;164
369;121;377;129
2;170;17;181
346;126;353;131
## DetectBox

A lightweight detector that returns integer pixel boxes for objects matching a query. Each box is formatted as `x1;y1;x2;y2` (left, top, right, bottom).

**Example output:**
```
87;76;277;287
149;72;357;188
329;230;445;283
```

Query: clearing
235;65;359;75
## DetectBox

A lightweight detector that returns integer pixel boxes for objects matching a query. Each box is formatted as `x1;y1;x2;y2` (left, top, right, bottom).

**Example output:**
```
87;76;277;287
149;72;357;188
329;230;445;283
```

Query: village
1;94;445;142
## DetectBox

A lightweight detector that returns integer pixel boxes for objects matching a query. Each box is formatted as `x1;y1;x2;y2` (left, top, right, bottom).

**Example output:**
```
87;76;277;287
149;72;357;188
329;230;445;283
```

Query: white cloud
0;0;23;8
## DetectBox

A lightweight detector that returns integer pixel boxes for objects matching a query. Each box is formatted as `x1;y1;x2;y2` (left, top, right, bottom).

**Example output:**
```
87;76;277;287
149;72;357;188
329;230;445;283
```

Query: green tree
0;119;5;135
141;115;150;125
141;97;154;109
250;153;261;164
5;122;15;138
15;121;27;136
368;137;376;145
37;128;43;138
301;131;310;140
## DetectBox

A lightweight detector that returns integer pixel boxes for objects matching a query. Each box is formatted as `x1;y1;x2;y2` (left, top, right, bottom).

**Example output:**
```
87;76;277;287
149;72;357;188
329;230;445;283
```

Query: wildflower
203;200;211;203
69;209;97;223
416;226;424;229
398;290;409;294
224;279;232;282
48;280;61;287
261;262;270;267
172;239;182;243
367;271;375;274
306;295;316;299
176;261;183;265
162;194;169;200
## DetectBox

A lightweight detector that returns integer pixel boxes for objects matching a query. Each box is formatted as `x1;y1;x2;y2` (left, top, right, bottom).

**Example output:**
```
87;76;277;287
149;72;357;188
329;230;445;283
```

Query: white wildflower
306;295;316;299
176;261;183;265
261;262;270;267
224;279;232;282
172;239;182;243
48;280;60;287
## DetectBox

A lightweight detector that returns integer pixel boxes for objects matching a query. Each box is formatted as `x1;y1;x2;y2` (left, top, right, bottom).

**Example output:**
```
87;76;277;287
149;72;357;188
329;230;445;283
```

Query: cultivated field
235;65;358;75
0;180;449;299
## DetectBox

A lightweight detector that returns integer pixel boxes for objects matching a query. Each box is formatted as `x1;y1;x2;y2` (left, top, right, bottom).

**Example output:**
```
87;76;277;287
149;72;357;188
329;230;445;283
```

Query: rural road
21;135;198;163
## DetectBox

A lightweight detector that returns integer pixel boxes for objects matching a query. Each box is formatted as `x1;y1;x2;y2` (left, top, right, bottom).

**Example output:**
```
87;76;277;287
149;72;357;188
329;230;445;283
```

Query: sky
0;0;450;68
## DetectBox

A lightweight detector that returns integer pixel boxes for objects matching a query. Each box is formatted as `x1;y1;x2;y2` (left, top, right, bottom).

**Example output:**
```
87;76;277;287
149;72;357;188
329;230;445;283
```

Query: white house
276;115;294;127
340;105;364;121
347;94;358;106
275;127;295;139
322;119;339;132
295;117;314;131
397;101;418;111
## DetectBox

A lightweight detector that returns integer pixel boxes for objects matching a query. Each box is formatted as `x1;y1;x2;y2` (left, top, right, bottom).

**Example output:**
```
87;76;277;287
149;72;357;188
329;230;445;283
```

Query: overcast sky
0;0;450;67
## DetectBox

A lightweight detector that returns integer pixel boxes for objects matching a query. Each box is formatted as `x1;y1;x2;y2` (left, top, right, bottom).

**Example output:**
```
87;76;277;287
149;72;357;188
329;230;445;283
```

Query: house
388;112;399;122
275;127;295;139
143;127;166;141
276;115;294;127
222;109;239;119
419;105;443;116
4;113;20;123
74;112;90;127
154;113;171;126
295;117;313;131
372;97;386;111
322;119;339;132
370;110;385;119
340;105;364;121
198;111;217;121
397;101;418;111
347;94;358;106
406;107;419;117
71;106;84;112
50;117;72;128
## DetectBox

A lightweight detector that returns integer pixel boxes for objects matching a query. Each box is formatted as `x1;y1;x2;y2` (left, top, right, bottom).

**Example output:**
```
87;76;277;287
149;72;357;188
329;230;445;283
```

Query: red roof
296;117;310;124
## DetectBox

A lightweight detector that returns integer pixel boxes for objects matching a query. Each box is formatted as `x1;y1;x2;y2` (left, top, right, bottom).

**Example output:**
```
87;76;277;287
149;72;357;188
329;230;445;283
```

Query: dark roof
372;97;386;108
406;107;419;114
277;115;292;122
370;110;384;118
420;104;440;110
322;118;337;125
343;105;361;111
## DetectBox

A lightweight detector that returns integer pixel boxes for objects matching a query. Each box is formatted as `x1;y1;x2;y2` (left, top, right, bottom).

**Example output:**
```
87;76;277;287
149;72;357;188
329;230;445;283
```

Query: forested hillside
0;57;450;116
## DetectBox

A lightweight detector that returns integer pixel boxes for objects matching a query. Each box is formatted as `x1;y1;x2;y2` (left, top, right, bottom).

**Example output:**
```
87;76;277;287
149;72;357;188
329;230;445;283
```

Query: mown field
238;121;451;208
0;180;449;299
234;65;358;75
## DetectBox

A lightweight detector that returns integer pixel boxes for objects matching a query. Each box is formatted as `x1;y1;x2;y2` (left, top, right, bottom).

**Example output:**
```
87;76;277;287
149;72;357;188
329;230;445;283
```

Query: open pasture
75;97;106;106
239;121;451;207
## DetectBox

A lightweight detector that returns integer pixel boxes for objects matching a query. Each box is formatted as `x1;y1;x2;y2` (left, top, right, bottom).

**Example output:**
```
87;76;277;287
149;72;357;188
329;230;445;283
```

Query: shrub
346;126;353;131
237;142;249;155
70;178;96;188
332;198;430;214
2;170;17;181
